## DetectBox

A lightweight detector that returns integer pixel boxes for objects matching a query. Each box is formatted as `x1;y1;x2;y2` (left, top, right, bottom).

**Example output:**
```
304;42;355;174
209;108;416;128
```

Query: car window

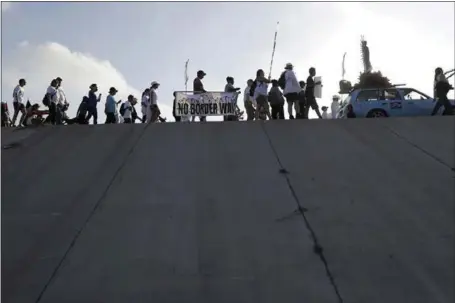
383;89;403;101
356;90;379;101
399;89;431;101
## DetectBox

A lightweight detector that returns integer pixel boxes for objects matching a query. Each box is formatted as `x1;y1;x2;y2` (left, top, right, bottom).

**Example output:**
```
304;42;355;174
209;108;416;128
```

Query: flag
342;52;347;79
184;59;189;91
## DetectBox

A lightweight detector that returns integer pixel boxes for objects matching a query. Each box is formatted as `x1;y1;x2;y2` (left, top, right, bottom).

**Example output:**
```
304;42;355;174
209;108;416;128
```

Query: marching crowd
2;62;341;128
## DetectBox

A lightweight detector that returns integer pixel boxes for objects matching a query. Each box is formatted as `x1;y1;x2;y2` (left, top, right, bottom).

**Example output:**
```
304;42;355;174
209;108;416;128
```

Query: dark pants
271;104;285;120
244;101;255;120
105;112;116;124
47;102;57;125
304;97;323;119
298;102;308;119
124;118;132;124
86;107;98;124
431;96;453;116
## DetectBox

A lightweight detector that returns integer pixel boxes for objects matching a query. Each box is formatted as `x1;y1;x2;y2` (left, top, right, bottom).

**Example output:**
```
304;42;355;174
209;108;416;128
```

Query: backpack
119;103;126;116
278;71;286;90
42;94;50;106
249;80;257;97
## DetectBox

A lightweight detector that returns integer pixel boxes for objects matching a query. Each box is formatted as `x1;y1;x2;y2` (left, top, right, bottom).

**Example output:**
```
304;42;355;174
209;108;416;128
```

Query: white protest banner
174;92;239;117
314;76;322;99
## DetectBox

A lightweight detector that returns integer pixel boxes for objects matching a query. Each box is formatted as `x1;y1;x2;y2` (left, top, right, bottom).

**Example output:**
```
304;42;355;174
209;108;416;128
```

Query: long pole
268;22;279;79
184;59;189;91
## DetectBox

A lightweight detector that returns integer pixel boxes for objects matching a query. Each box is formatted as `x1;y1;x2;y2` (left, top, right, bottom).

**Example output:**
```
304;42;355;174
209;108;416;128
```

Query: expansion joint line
259;122;344;303
380;122;454;172
35;123;153;303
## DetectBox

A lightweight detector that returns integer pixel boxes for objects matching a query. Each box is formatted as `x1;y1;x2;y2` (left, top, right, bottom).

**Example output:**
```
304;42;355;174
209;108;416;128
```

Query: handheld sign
174;91;239;117
314;76;322;99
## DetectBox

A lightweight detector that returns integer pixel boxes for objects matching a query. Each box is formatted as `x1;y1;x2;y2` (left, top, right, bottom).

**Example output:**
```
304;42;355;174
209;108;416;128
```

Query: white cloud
1;41;174;123
290;2;454;109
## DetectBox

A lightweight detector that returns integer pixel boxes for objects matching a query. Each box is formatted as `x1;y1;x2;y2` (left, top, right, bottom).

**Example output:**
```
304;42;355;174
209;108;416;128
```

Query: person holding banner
224;76;242;121
252;69;272;120
304;67;323;119
192;70;207;122
243;79;256;120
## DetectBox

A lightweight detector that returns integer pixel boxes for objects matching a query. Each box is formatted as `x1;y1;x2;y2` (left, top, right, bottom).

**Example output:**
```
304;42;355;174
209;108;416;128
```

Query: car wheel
367;109;388;118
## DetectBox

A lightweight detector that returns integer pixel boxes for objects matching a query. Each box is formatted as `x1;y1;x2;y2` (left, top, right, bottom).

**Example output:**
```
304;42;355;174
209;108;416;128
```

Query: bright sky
1;1;454;122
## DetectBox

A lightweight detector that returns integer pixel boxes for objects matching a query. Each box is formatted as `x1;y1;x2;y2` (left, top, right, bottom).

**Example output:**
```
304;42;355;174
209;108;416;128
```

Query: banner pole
268;21;279;79
184;59;189;92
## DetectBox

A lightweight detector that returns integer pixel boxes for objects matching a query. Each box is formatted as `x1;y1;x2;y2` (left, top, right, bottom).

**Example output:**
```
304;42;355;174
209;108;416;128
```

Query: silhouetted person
304;67;323;119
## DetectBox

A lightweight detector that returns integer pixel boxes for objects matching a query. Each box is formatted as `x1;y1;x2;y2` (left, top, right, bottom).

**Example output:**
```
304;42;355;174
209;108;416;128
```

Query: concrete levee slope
2;116;454;303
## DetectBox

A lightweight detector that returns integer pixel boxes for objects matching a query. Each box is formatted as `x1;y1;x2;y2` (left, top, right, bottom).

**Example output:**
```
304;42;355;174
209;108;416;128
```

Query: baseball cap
197;70;206;76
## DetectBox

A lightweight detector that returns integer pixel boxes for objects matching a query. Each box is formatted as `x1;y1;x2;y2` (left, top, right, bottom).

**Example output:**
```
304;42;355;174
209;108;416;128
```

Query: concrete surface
1;116;454;303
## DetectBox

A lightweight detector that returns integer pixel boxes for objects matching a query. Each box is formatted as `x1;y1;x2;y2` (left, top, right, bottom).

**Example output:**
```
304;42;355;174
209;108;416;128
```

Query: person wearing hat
331;95;340;119
86;83;102;124
147;81;161;123
281;63;301;119
192;70;207;122
104;87;118;124
11;78;27;126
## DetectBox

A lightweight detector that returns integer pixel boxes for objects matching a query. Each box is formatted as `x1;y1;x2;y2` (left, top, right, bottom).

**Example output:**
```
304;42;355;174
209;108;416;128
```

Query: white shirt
150;88;158;105
331;101;340;119
283;70;301;95
254;81;268;98
322;111;330;119
56;87;67;105
46;86;58;104
141;95;149;116
13;85;25;104
122;101;132;119
243;86;252;103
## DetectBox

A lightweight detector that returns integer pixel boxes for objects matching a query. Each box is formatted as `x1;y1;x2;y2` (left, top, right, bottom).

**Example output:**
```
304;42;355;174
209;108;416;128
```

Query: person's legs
278;105;285;119
287;101;294;118
92;109;98;125
17;104;27;126
48;102;57;125
440;97;453;115
124;118;132;124
310;98;323;119
294;98;300;117
55;104;63;125
12;102;20;125
271;105;278;120
264;100;272;120
245;101;254;121
431;100;443;116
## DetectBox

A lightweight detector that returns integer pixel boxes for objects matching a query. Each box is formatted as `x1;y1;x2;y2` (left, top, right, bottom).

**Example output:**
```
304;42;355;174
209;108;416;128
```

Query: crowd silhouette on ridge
2;63;453;128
